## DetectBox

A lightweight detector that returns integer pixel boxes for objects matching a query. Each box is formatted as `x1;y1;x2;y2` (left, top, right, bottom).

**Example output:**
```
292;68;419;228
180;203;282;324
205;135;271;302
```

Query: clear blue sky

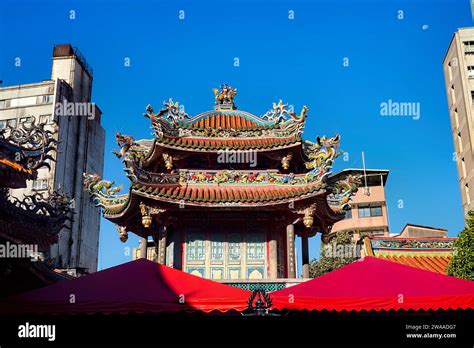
1;0;471;272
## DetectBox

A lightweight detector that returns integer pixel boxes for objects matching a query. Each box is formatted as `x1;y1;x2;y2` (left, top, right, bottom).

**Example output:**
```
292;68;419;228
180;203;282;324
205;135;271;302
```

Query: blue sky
1;0;471;272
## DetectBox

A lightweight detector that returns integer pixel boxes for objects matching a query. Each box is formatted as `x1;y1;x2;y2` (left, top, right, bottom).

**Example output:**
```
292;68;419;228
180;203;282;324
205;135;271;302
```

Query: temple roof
363;236;455;275
84;85;362;239
0;120;72;249
138;86;308;153
0;120;57;188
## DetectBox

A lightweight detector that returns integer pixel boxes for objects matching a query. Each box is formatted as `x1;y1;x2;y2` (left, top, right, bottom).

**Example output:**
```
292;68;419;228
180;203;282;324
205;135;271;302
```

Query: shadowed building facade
0;44;105;275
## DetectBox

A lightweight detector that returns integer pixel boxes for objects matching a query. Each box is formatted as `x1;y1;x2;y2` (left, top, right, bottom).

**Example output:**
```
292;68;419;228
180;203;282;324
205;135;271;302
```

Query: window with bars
186;230;205;261
19;116;33;123
211;233;224;261
32;179;49;191
227;233;241;261
468;66;474;79
358;205;383;218
39;115;52;124
0;119;17;129
246;232;265;261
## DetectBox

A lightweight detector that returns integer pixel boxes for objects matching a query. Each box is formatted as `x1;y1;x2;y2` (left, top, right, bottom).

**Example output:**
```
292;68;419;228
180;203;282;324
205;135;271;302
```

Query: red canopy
270;257;474;312
0;259;251;315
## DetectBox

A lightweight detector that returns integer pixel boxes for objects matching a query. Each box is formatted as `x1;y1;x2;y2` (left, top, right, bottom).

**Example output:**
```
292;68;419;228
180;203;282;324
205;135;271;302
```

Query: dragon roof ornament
0;118;58;171
83;173;128;209
327;174;362;210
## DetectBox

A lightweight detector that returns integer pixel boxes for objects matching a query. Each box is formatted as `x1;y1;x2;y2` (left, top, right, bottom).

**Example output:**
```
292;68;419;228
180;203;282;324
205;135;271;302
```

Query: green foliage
447;210;474;280
309;230;358;278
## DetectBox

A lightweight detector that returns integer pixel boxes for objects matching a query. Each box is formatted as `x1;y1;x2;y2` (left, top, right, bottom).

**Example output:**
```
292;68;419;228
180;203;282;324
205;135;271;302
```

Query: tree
447;210;474;280
309;230;358;277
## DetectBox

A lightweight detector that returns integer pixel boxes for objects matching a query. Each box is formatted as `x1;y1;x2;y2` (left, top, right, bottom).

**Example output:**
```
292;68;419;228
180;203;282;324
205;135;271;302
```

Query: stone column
139;237;148;259
301;232;310;278
269;231;278;279
286;224;296;278
158;226;167;265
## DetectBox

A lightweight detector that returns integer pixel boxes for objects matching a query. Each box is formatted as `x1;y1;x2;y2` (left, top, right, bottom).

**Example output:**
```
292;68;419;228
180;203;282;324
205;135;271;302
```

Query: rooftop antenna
362;151;370;196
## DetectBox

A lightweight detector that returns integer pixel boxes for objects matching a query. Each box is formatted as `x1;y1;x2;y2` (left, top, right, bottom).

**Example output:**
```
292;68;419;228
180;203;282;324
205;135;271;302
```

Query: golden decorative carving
296;204;317;228
162;153;173;171
139;202;166;228
115;225;129;242
281;153;293;170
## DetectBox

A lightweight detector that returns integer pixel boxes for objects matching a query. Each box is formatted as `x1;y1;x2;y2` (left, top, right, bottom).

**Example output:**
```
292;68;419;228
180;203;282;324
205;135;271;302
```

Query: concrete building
443;28;474;215
393;224;448;238
326;169;390;242
0;44;105;275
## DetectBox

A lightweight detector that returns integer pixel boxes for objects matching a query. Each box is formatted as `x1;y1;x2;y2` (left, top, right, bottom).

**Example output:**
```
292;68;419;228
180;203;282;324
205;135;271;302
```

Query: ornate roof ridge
143;86;308;139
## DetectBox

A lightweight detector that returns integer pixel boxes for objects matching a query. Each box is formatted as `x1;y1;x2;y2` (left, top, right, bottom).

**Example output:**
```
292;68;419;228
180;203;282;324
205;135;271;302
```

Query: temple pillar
158;226;167;265
286;224;296;278
301;232;310;278
139;237;147;259
269;231;278;279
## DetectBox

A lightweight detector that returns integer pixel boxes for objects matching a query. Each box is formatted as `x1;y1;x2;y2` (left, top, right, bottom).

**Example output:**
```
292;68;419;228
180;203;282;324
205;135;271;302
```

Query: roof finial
212;84;237;110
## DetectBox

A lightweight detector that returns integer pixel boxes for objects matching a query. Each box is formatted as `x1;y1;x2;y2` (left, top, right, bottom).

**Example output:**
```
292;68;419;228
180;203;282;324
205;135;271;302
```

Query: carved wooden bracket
281;152;293;170
162;153;173;171
115;224;128;242
296;203;317;228
139;202;166;228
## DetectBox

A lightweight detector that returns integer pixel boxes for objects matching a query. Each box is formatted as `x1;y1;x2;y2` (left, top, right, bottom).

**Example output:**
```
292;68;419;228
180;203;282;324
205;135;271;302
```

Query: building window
454;108;459;128
32;179;49;191
358;205;383;218
0;100;5;109
227;233;241;261
360;229;385;237
19;116;33;124
186;230;205;261
462;158;467;178
6;119;17;128
447;60;453;81
41;95;53;104
464;41;474;53
0;118;17;129
468;66;474;79
466;184;471;205
458;133;463;153
210;234;224;261
39;115;52;124
344;209;352;219
246;232;265;261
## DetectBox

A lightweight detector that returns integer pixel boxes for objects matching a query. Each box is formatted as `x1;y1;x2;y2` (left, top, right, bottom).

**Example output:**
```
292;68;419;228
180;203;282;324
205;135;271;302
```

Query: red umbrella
270;257;474;312
0;259;251;314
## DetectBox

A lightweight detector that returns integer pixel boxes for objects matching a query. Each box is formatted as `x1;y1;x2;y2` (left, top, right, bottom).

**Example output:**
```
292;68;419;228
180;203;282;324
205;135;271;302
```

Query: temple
0;120;72;296
85;85;361;282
